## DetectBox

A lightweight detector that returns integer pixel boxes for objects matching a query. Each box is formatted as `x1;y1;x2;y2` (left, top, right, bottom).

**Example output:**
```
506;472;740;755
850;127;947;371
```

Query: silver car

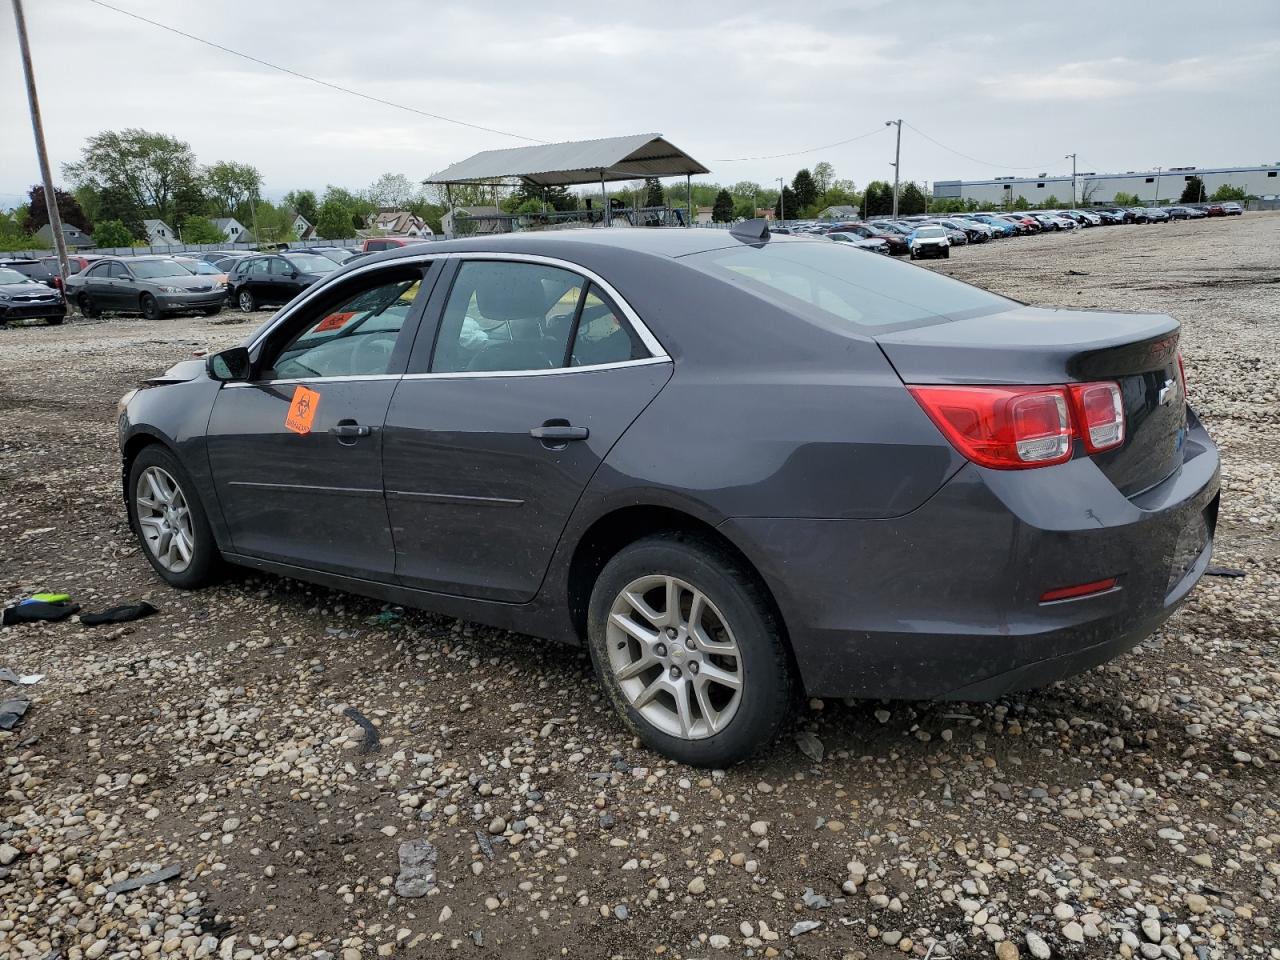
66;256;227;320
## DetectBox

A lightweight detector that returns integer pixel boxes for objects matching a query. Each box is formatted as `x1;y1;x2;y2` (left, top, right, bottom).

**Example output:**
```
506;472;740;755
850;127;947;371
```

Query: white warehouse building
933;163;1280;206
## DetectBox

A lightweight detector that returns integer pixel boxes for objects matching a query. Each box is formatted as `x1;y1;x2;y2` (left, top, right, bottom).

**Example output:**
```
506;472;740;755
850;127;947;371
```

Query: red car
1204;203;1225;217
1001;215;1041;233
361;236;432;253
829;223;910;256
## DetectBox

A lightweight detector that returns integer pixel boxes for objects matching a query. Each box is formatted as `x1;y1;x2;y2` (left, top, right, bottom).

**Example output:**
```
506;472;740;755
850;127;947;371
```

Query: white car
908;225;951;260
828;233;890;255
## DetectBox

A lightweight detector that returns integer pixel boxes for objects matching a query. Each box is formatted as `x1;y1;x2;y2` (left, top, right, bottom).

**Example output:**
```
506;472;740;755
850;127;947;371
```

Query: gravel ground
2;214;1278;960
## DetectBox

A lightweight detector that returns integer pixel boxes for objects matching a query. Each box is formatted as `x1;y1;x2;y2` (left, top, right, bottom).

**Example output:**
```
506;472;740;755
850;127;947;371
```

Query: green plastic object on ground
30;593;71;603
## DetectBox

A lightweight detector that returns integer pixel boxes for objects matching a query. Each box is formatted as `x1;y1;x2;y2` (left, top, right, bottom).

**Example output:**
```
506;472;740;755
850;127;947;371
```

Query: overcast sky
2;0;1278;207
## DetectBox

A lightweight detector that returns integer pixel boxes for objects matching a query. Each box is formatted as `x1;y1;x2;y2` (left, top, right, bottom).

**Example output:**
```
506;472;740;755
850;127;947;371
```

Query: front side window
262;272;425;380
86;263;111;278
249;258;270;276
109;262;131;279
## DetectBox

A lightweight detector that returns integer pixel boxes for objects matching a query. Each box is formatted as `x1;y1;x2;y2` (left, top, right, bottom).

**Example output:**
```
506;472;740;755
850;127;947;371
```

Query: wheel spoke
614;652;659;682
138;515;165;534
671;679;694;738
698;661;741;692
692;677;720;733
609;611;659;646
663;577;681;626
691;620;736;654
622;589;664;628
631;675;666;709
173;530;193;562
687;590;705;632
146;471;168;505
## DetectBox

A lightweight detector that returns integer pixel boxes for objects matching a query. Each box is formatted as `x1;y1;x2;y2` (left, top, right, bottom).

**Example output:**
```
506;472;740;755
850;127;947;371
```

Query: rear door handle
530;422;589;442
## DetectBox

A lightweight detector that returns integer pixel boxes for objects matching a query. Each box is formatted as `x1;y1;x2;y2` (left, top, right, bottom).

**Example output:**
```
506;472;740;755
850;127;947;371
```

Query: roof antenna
729;218;770;243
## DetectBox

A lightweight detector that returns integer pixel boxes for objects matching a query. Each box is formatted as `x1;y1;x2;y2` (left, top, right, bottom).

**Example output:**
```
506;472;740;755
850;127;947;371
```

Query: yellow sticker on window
284;385;320;435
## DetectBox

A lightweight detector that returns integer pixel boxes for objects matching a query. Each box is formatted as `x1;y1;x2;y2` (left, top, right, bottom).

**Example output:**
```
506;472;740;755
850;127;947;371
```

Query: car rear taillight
909;381;1126;470
908;385;1072;469
1068;381;1124;453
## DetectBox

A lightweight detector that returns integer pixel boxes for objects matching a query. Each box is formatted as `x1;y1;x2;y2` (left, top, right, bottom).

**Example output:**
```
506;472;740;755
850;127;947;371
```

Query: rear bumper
722;411;1220;701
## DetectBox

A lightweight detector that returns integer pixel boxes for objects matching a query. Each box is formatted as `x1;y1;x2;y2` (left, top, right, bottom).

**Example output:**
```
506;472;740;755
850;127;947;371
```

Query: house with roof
287;212;316;240
371;210;431;237
143;219;179;247
35;222;96;249
441;206;501;236
819;204;860;220
212;217;252;244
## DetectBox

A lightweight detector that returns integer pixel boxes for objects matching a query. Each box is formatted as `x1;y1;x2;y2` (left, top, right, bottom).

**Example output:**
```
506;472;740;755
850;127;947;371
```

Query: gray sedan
116;224;1220;766
67;256;227;320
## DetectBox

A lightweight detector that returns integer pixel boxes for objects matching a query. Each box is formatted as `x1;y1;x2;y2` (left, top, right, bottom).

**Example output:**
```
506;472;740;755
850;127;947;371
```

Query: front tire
587;534;794;767
127;445;221;589
140;293;161;321
942;248;951;258
237;289;256;313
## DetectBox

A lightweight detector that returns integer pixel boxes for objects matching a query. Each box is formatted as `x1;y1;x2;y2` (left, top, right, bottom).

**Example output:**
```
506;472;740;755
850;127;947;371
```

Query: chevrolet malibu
117;224;1220;766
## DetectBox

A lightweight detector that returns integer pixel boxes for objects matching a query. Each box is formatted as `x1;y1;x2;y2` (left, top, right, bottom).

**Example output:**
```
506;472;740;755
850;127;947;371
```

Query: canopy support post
444;184;453;236
600;171;608;227
686;173;692;227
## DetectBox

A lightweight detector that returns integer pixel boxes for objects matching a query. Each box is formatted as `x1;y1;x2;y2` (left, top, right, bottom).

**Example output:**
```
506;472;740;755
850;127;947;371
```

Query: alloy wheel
606;574;743;740
135;465;195;573
238;291;255;312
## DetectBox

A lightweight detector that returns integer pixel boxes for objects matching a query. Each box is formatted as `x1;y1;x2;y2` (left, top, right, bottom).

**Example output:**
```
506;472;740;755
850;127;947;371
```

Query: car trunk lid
876;305;1186;496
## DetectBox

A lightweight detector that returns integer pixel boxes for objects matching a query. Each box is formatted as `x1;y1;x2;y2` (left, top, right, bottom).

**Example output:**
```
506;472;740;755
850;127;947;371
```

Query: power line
902;121;1060;172
712;125;889;162
84;0;548;144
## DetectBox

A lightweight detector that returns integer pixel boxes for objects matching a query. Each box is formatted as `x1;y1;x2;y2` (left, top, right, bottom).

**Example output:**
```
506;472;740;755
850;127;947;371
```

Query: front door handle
530;422;589;442
330;421;372;442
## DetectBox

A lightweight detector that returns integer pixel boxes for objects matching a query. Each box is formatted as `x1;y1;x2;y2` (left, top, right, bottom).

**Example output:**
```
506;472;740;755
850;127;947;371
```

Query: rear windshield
684;239;1012;330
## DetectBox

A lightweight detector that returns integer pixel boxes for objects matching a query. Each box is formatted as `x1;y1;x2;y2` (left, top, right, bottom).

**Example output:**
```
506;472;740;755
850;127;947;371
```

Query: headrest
475;268;549;322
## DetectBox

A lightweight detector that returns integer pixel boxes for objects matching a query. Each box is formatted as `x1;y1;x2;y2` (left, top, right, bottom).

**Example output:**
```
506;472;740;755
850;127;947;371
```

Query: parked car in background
827;233;890;254
829;223;909;255
970;215;1017;237
929;222;969;245
227;252;339;312
998;214;1039;234
1125;208;1150;223
908;225;950;259
193;251;250;268
65;256;227;320
0;264;66;325
1220;202;1243;216
1204;203;1226;217
934;218;987;243
1165;206;1193;221
0;257;59;289
297;247;362;265
117;228;1220;766
175;257;232;292
361;236;432;254
1145;207;1171;223
1093;209;1124;225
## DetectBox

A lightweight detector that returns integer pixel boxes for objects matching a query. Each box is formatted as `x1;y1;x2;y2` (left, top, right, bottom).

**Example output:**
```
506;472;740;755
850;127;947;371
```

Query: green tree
1012;195;1030;210
1040;195;1061;209
898;182;926;215
812;161;835;194
203;161;262;219
862;180;894;217
367;173;418;209
250;201;294;244
1113;191;1141;207
733;196;758;220
643;178;665;208
1179;176;1205;204
712;189;735;223
92;219;135;248
791;169;818;212
64;129;199;225
314;197;357;240
180;216;224;244
777;185;798;221
1210;184;1249;203
283;189;318;224
23;185;93;234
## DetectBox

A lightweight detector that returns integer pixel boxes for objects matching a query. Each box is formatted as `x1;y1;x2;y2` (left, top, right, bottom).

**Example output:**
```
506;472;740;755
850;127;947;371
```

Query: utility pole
885;119;902;218
776;177;784;222
1152;166;1163;205
1065;153;1077;207
12;0;70;286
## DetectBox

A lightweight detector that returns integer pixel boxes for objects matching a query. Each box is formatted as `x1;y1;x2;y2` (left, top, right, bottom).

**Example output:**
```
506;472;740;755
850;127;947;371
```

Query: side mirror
290;271;299;279
208;346;251;382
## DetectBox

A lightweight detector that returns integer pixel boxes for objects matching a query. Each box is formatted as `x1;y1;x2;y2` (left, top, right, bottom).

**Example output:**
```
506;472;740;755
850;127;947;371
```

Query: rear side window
570;285;645;367
685;240;1012;330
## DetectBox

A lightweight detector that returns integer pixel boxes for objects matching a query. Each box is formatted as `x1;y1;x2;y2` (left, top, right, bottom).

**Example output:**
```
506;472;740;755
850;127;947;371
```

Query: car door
205;259;441;579
111;261;139;310
382;256;673;602
267;256;305;305
81;262;112;305
242;256;270;302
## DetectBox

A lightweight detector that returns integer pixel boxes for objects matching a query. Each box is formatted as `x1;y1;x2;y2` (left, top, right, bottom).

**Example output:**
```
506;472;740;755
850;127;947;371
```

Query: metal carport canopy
424;133;710;186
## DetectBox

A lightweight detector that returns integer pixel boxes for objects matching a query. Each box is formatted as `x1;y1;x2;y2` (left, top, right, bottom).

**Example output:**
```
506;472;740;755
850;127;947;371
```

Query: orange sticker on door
284;385;320;435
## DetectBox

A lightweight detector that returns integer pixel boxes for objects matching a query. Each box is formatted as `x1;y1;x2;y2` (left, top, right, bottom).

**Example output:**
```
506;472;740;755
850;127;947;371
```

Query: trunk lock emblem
1157;378;1177;406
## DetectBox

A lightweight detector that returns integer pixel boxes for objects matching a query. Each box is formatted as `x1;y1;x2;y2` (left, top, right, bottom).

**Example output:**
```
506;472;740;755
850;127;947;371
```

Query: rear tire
943;248;951;258
237;289;256;313
46;316;64;326
78;294;100;318
127;445;222;589
587;533;794;767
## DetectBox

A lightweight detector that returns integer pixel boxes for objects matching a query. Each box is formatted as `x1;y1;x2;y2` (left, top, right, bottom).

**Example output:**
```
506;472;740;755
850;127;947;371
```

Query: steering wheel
352;335;396;374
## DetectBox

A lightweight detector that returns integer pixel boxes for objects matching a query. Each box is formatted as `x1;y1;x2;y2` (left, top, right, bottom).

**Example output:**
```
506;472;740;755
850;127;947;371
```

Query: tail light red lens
910;381;1126;470
1068;381;1124;452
